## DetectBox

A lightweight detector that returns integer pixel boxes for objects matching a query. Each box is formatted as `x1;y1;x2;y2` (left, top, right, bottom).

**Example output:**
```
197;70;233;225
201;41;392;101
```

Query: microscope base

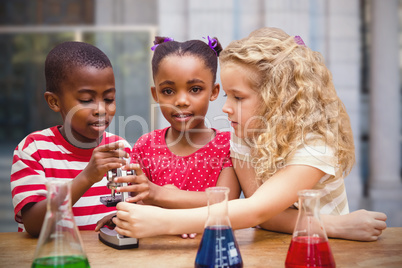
99;227;139;250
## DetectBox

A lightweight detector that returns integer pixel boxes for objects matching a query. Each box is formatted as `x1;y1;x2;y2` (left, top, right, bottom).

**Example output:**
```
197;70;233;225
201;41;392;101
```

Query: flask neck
47;180;72;213
299;195;320;217
293;190;328;239
205;187;231;227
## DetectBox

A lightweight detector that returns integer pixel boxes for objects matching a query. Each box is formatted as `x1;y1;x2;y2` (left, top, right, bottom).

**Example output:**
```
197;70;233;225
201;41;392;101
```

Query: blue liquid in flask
195;226;243;268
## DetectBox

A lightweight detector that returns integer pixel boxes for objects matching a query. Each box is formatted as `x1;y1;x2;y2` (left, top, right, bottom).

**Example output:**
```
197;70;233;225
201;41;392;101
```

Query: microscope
100;168;133;207
98;166;139;249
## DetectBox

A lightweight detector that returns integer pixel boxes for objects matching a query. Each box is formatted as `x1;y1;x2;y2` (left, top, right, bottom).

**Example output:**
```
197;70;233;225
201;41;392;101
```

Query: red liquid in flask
285;236;335;268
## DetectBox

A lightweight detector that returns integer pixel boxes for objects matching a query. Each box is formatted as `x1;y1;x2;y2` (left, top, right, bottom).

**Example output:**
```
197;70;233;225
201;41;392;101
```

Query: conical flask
195;187;243;268
285;190;336;268
32;180;90;268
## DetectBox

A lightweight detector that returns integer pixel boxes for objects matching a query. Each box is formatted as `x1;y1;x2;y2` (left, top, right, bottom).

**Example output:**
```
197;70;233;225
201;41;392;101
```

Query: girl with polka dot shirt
104;37;240;213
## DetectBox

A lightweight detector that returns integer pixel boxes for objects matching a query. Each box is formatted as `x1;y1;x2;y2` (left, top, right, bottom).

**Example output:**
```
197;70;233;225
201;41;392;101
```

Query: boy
10;41;130;237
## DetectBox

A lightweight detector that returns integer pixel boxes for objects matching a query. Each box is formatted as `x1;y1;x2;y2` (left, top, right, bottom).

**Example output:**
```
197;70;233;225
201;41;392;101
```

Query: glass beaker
285;190;336;268
195;187;243;268
32;180;90;268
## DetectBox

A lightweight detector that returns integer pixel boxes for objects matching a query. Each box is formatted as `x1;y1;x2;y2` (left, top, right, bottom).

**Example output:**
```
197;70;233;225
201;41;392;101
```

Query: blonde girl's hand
114;163;154;203
94;212;116;232
170;186;196;238
113;202;169;238
325;209;387;241
82;142;128;184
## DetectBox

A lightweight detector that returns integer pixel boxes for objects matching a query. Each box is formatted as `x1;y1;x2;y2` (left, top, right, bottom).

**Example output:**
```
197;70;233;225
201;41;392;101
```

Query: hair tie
294;36;306;47
203;36;217;56
151;37;174;51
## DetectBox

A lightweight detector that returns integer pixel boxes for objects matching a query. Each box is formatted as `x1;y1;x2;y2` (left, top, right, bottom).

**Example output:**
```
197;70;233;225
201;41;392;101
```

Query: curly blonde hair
219;27;355;183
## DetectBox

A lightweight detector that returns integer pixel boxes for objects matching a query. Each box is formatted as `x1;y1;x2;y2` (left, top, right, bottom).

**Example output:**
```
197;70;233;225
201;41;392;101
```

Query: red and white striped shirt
10;126;131;232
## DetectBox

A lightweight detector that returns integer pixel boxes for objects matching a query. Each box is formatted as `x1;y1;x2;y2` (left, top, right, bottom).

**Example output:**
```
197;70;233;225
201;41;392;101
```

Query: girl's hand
82;142;128;184
114;163;154;203
113;202;169;238
94;212;117;232
324;209;387;241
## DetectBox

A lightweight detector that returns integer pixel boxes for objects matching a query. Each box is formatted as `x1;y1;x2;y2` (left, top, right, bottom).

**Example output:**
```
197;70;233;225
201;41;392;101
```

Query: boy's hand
115;163;154;203
95;212;117;232
83;142;128;184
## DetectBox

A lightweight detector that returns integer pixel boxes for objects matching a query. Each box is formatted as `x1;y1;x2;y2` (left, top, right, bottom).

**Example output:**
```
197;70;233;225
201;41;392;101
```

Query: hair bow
294;36;306;47
151;37;174;51
203;36;217;56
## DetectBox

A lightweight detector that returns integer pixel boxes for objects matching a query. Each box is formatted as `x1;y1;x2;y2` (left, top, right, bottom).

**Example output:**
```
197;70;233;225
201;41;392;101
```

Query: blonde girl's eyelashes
223;93;243;100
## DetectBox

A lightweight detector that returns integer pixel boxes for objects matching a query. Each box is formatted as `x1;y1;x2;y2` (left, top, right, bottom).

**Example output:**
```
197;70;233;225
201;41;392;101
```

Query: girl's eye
79;99;92;104
223;93;242;100
190;87;202;93
105;98;115;103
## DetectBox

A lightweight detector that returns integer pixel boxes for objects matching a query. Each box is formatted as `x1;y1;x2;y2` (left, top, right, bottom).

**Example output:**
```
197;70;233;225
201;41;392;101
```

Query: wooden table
1;227;401;267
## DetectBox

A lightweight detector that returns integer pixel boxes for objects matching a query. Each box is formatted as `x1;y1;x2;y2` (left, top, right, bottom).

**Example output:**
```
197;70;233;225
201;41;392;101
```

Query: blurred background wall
0;0;400;232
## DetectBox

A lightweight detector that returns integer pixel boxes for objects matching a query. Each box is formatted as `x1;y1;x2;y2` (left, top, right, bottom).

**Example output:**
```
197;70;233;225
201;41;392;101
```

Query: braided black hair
151;36;222;83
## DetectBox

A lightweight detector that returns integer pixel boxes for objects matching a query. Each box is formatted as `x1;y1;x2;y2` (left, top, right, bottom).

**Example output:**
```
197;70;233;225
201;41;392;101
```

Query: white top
230;132;349;215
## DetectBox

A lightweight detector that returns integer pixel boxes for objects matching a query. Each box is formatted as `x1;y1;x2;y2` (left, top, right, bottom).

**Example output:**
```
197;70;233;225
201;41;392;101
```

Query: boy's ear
210;83;220;101
151;86;159;103
44;91;61;112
